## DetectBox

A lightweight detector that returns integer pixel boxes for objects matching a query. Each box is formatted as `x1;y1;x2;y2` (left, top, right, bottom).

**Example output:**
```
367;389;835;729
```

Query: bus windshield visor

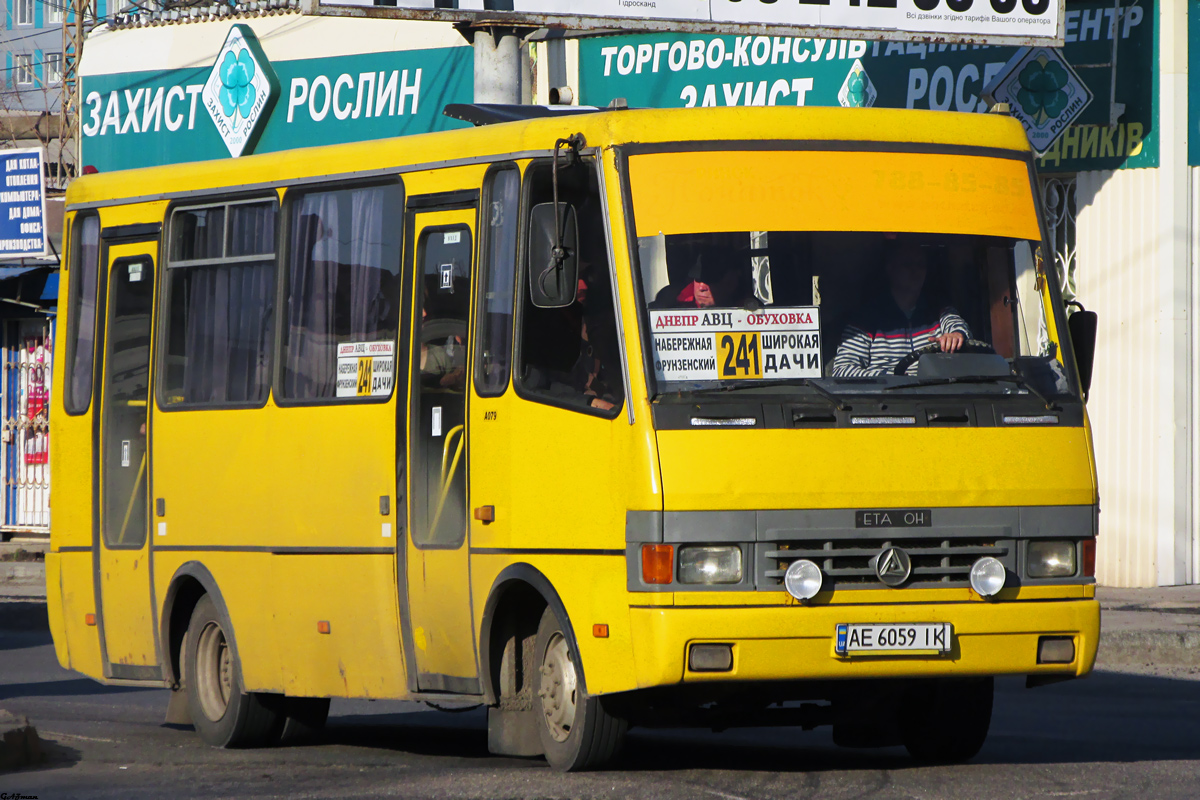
628;149;1074;399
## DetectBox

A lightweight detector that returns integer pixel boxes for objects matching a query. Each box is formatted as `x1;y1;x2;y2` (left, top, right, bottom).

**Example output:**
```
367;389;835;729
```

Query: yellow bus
48;105;1100;770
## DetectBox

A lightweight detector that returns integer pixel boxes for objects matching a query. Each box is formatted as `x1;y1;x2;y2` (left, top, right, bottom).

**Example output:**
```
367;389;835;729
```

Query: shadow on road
311;671;1200;772
0;677;158;702
324;708;495;761
0;601;49;633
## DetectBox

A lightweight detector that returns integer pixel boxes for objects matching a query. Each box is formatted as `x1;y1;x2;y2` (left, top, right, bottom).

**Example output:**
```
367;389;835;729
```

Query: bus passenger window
160;200;277;407
280;182;404;401
475;166;519;396
65;213;100;415
517;163;623;415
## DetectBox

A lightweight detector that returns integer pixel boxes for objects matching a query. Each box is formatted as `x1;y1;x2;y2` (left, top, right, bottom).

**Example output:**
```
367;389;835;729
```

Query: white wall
1076;163;1196;587
1076;168;1162;587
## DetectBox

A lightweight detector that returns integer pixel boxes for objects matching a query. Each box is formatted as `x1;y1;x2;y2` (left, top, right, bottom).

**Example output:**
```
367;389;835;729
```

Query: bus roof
66;106;1032;209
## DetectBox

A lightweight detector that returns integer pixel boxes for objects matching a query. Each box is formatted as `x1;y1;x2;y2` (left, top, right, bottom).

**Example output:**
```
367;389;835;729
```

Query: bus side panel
153;551;283;691
470;553;640;697
271;554;406;698
55;551;104;678
152;401;402;697
49;211;103;677
44;552;68;667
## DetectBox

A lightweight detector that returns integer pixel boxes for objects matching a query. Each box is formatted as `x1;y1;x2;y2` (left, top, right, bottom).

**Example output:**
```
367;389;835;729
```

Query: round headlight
969;556;1007;597
784;559;823;601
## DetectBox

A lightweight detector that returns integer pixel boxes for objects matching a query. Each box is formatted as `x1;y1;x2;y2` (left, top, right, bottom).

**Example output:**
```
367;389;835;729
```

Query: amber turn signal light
474;505;495;523
642;544;674;585
1082;539;1096;578
593;624;609;638
84;613;96;626
317;621;331;634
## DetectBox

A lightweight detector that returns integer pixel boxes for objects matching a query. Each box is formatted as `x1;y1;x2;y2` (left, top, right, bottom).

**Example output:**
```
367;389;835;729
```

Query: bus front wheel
183;595;284;748
533;606;626;771
900;677;993;763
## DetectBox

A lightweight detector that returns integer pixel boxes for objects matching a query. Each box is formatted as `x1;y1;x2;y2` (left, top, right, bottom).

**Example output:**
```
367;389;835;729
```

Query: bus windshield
627;149;1074;400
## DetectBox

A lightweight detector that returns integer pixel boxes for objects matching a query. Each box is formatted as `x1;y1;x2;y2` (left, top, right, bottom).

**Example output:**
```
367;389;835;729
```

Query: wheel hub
195;620;231;722
538;631;577;743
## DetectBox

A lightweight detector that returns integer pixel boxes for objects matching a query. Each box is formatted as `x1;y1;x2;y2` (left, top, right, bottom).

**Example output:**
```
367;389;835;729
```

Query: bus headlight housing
1027;541;1077;578
678;546;743;585
969;556;1007;597
783;559;823;601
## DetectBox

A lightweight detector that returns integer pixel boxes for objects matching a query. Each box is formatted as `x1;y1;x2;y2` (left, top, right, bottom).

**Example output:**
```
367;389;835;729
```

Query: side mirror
1068;308;1097;399
528;202;578;309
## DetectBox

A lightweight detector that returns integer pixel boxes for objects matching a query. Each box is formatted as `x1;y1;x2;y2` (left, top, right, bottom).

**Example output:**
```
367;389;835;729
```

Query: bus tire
533;606;626;771
183;594;284;748
900;677;993;763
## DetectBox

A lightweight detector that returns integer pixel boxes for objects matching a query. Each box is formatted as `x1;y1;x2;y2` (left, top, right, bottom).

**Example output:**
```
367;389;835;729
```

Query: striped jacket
830;298;971;377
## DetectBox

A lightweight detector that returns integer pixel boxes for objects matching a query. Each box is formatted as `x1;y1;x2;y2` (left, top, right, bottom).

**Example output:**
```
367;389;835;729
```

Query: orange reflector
317;621;331;634
84;613;96;626
1082;539;1096;578
474;505;495;523
593;624;609;638
641;544;674;585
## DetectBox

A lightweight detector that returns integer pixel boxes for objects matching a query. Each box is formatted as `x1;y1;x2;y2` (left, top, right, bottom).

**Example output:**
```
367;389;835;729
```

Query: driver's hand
935;331;965;353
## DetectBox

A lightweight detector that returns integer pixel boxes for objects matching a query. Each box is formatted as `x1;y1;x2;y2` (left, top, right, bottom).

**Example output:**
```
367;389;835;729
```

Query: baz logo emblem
873;546;912;587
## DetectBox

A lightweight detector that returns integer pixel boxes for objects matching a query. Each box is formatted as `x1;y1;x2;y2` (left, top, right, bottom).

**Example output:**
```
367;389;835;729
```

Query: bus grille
760;538;1014;589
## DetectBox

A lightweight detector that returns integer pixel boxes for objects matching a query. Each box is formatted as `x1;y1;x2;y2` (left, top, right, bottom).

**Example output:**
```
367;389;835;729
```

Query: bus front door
405;208;480;694
95;243;159;679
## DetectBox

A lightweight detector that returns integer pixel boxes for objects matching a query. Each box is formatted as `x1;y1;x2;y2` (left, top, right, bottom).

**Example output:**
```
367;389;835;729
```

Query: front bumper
628;594;1099;688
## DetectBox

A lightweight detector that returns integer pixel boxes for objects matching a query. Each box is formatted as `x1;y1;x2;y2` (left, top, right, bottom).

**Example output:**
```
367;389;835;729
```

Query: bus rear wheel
900;677;993;763
183;595;284;748
533;607;626;771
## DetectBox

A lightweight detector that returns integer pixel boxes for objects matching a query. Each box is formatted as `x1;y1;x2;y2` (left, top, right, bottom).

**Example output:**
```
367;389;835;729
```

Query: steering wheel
892;338;996;376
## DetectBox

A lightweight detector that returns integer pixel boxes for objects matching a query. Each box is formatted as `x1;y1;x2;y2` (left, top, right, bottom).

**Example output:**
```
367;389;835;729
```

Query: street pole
472;27;525;104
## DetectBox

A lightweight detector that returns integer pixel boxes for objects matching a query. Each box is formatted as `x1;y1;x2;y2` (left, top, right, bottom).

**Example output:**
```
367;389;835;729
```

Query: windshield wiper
710;379;849;411
881;373;1057;410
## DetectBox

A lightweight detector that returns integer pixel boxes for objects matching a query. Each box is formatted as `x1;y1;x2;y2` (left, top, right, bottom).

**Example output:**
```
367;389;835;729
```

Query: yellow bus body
49;106;1098;744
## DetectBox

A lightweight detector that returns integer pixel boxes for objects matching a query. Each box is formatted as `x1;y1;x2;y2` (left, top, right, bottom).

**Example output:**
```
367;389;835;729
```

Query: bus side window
475;166;519;396
64;213;101;415
279;182;404;402
516;162;623;416
160;200;277;407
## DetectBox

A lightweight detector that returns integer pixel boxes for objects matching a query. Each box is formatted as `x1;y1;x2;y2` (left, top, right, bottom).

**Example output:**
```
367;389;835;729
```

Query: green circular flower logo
219;49;256;120
1016;58;1069;124
846;72;865;108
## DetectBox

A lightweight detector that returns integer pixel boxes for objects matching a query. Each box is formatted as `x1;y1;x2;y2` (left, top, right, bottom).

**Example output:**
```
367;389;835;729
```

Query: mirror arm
540;133;586;296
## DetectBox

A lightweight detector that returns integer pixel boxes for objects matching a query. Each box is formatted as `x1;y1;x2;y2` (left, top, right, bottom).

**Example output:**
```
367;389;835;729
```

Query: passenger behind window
831;242;970;377
650;246;753;310
420;283;467;392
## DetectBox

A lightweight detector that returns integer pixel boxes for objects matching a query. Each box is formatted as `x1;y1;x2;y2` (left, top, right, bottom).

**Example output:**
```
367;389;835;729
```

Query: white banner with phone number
650;306;822;383
325;0;1062;44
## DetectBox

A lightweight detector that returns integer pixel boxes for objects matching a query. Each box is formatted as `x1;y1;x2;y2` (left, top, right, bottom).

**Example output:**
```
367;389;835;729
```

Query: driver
830;243;970;377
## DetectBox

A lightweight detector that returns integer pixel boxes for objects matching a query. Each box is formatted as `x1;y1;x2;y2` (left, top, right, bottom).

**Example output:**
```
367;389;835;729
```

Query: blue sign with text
0;149;47;259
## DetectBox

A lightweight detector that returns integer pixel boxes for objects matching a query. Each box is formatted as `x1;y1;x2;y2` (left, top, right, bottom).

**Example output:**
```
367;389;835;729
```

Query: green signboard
1189;0;1200;165
82;43;473;172
579;0;1156;172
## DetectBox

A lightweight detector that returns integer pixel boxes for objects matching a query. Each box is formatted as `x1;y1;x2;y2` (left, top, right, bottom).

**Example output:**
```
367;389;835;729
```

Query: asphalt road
4;597;1200;800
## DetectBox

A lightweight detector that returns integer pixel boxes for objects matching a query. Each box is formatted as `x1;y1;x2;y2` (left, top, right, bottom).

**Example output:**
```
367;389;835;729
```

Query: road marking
704;790;750;800
41;730;122;743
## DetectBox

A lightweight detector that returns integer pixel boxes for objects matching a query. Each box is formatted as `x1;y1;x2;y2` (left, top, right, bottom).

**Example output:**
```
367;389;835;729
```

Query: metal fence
1;320;52;538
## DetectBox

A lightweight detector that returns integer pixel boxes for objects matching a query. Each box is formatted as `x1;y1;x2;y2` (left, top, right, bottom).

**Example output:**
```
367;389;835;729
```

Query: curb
0;562;44;584
0;710;41;773
1096;629;1200;668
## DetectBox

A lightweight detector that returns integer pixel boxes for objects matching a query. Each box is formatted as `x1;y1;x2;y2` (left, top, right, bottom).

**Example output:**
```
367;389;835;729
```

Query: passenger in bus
652;254;750;310
830;243;970;377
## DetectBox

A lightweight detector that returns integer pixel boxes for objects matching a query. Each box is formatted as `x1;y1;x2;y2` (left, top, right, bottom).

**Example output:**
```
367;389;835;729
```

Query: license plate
835;623;952;656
